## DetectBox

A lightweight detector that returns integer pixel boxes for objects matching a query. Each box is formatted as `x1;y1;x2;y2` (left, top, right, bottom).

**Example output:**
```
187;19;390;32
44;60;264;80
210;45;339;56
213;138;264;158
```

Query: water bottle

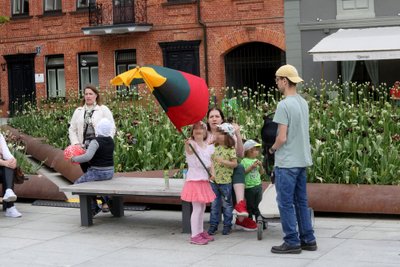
163;170;170;189
182;169;188;180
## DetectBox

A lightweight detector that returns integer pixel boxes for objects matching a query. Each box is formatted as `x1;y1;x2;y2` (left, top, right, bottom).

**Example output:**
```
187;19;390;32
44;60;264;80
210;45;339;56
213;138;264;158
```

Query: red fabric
166;71;209;131
390;86;400;98
64;145;85;163
181;180;216;203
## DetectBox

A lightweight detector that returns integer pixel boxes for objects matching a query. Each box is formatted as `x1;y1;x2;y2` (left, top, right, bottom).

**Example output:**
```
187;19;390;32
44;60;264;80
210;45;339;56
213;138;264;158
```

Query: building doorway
4;54;36;116
225;42;285;96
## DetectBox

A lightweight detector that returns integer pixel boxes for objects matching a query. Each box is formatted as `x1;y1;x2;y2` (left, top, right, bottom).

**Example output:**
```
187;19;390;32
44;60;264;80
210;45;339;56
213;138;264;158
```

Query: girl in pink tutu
181;121;216;245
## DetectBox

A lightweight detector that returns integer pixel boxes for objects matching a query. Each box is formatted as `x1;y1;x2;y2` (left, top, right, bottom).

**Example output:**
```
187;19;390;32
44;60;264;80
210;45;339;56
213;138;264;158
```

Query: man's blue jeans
209;183;233;228
275;167;315;246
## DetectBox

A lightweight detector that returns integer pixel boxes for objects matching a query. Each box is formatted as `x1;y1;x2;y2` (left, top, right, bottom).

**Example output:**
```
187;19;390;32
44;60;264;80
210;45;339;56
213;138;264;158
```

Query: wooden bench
59;177;192;233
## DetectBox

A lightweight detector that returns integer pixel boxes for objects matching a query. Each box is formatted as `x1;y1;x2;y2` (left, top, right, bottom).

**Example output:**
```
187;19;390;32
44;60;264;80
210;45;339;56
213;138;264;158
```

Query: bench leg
110;196;124;217
79;195;93;226
182;201;192;234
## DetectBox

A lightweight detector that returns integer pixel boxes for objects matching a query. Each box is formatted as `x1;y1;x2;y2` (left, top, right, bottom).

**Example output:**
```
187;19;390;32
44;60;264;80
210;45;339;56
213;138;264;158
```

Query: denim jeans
75;167;114;184
209;183;233;228
275;167;315;246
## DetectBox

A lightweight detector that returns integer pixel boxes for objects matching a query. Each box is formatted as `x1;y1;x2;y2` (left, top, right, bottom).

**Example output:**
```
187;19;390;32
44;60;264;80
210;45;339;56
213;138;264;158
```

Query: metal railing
88;0;148;26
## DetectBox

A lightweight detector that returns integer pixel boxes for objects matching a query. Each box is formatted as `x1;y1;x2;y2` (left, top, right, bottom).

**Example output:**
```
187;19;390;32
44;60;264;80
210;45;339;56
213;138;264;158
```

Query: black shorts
232;164;245;184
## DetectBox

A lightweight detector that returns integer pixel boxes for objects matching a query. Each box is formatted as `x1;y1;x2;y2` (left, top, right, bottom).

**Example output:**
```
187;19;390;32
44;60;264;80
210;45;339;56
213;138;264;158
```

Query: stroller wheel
256;216;264;240
257;221;263;240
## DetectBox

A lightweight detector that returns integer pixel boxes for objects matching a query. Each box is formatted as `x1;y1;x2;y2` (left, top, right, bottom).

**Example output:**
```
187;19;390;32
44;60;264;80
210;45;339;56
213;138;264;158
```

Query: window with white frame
44;0;62;12
12;0;29;16
336;0;375;20
79;53;99;95
77;0;96;9
115;49;137;95
46;56;66;98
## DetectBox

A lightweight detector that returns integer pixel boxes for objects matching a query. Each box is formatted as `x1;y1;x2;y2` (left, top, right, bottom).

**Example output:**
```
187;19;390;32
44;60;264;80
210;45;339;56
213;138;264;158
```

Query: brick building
0;0;285;115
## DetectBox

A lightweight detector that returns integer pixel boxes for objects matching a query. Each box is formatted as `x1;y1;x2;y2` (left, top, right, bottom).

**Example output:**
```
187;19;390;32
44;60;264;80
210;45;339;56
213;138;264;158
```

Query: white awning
309;27;400;62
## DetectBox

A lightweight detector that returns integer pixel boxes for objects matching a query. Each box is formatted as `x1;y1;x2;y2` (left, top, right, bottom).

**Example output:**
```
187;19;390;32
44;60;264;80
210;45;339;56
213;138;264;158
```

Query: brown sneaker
301;241;318;251
271;243;301;254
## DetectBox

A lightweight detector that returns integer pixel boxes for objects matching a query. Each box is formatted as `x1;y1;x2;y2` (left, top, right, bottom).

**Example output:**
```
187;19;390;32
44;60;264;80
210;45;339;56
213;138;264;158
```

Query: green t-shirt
212;146;236;184
273;94;313;168
241;157;262;189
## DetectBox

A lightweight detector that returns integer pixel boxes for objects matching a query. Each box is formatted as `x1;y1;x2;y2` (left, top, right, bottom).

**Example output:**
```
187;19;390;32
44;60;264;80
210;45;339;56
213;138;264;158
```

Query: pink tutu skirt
181;180;216;203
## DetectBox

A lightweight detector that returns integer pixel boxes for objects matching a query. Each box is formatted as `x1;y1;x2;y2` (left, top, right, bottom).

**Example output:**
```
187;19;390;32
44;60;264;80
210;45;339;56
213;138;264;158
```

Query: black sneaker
301;241;318;251
271;243;302;254
91;205;101;217
222;226;231;235
208;225;218;235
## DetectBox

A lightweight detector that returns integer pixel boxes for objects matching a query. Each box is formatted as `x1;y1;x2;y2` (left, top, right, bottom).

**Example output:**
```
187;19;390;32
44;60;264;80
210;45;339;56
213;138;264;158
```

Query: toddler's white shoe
3;189;17;202
5;206;22;218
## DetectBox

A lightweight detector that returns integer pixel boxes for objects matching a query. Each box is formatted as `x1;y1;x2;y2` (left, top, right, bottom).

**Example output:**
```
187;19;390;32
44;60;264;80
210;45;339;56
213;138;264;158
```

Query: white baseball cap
243;139;261;151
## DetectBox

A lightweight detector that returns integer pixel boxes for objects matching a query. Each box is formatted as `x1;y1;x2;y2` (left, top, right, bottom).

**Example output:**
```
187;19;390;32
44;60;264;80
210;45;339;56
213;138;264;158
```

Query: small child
71;118;115;216
208;123;238;236
181;121;216;245
241;139;265;224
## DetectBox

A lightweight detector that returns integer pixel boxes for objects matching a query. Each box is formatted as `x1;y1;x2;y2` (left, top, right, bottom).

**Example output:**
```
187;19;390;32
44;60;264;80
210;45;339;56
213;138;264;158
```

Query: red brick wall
0;0;284;115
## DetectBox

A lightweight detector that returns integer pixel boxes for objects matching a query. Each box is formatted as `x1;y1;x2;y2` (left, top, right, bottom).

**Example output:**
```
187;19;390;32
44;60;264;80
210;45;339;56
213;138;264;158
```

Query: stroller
255;113;279;240
256;113;314;240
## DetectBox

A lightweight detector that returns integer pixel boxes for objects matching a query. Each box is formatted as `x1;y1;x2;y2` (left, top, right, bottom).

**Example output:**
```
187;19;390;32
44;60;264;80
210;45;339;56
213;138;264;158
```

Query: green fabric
241;157;262;189
221;98;238;111
213;146;236;184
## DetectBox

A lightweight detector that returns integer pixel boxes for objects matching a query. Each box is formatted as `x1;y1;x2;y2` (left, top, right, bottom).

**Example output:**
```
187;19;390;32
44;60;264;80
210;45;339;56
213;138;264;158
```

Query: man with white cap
270;65;317;254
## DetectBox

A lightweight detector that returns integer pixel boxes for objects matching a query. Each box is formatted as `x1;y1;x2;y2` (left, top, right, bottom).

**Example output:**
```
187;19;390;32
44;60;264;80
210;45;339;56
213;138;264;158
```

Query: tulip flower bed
8;82;400;185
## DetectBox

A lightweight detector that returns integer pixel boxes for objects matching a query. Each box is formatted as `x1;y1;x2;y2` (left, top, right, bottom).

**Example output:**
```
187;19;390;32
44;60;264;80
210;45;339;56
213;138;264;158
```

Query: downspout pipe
197;0;209;85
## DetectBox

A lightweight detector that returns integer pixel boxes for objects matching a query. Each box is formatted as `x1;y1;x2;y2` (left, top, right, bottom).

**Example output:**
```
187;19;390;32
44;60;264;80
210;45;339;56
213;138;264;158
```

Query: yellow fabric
110;66;167;92
212;146;236;184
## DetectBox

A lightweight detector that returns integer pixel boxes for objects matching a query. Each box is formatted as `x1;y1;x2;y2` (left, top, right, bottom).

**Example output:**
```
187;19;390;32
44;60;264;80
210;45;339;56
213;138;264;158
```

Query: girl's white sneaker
3;189;17;202
5;206;22;218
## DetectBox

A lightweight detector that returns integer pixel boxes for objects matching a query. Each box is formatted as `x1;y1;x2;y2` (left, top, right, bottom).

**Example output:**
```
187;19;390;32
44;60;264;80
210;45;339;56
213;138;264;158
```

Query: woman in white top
68;84;116;173
0;133;22;217
68;84;115;212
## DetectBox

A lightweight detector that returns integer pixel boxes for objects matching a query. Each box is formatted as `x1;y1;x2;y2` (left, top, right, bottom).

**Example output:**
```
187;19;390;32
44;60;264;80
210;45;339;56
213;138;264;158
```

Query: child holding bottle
241;139;265;225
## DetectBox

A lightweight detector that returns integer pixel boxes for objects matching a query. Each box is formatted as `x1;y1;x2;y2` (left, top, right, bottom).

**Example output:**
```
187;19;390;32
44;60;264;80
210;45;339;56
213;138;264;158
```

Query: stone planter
2;125;83;182
307;183;400;215
2;125;400;214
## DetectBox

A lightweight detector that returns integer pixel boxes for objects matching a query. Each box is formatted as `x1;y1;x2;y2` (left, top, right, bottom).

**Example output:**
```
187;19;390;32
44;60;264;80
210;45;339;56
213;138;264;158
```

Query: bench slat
59;177;184;196
59;177;191;233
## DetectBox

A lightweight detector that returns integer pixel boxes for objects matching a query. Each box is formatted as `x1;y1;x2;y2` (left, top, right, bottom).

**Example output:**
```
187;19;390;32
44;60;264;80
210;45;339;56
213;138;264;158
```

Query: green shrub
8;82;400;185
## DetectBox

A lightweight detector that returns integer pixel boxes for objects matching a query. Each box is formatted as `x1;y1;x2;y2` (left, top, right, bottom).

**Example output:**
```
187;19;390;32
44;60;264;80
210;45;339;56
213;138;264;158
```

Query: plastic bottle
164;170;170;189
182;169;188;180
